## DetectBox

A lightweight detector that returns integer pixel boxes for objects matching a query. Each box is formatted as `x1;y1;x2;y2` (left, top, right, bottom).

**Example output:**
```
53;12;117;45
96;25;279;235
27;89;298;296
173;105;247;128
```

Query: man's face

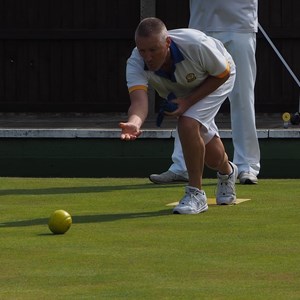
136;34;170;71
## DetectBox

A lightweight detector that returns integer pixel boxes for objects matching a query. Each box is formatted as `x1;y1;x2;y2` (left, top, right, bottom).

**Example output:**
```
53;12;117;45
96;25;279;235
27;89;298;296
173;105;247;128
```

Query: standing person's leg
216;32;260;183
149;130;188;184
169;129;188;178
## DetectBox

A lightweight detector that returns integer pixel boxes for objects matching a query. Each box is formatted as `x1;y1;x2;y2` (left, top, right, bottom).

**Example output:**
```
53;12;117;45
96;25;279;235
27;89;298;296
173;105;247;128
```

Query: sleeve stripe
128;85;148;93
216;62;230;79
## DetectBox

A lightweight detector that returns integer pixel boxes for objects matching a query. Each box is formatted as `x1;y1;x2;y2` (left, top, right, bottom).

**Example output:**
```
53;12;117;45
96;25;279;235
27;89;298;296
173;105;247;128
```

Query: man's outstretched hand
119;122;142;141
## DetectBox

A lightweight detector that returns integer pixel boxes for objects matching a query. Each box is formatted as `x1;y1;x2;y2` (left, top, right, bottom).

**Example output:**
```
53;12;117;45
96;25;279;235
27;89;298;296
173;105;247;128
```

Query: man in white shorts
120;17;238;214
150;0;260;185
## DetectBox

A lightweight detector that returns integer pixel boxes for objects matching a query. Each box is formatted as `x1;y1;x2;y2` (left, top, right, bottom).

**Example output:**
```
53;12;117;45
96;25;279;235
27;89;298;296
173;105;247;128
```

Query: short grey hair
135;17;168;42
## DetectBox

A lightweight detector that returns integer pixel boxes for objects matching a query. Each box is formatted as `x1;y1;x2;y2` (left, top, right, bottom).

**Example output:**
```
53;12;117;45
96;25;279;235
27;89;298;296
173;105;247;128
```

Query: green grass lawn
1;177;300;299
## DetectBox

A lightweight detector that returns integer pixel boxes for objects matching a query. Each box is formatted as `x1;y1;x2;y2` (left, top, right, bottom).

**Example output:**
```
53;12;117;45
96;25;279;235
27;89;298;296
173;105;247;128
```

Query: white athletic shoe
149;170;188;184
216;162;238;205
173;186;208;214
239;171;258;184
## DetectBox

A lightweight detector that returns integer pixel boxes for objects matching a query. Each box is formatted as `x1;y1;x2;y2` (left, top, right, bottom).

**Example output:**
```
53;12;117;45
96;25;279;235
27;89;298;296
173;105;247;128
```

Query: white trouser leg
211;32;260;176
169;129;188;177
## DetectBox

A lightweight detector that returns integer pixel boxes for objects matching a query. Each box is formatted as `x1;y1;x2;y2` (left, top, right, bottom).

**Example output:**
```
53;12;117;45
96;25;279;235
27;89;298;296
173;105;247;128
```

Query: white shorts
182;72;235;144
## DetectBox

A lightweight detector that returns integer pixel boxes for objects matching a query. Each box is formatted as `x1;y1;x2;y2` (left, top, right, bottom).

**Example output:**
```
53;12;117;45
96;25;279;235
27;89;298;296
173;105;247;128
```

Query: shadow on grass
0;209;171;228
0;182;215;197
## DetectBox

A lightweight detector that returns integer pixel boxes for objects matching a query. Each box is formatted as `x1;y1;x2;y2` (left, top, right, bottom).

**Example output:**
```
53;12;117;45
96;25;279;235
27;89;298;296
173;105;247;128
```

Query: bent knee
178;116;201;132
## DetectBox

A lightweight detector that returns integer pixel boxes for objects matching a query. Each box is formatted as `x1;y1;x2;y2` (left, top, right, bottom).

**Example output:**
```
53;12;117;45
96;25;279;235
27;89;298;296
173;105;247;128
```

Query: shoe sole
173;205;208;214
216;200;236;205
216;194;237;205
149;177;188;184
239;179;258;184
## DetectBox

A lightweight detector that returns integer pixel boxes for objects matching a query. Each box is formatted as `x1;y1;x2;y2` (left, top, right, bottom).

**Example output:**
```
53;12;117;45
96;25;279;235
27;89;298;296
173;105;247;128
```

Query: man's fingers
121;133;137;141
119;122;141;140
119;122;126;129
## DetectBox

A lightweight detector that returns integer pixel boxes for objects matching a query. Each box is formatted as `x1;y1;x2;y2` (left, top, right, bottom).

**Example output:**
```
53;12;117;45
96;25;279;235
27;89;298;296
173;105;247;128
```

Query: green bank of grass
0;177;300;299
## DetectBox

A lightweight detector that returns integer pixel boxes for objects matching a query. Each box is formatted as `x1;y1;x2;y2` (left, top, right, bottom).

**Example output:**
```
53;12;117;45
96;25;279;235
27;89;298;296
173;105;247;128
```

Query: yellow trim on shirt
128;85;148;93
216;62;230;79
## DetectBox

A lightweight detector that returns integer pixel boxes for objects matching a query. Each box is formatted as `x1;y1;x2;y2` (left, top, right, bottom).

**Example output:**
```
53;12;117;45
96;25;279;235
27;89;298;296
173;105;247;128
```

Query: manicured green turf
1;177;300;299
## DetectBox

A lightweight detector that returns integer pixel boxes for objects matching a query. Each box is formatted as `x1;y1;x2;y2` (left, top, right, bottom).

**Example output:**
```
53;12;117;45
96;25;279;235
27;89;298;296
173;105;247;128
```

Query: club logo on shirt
186;73;196;83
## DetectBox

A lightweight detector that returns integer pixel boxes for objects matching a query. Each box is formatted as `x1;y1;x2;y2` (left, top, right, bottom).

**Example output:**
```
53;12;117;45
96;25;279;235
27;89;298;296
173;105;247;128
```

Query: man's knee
178;116;198;129
178;116;201;137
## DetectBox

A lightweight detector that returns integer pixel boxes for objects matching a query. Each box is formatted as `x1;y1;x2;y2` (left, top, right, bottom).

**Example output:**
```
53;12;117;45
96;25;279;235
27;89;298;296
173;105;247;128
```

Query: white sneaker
216;162;238;205
239;171;258;184
173;186;208;214
149;170;188;184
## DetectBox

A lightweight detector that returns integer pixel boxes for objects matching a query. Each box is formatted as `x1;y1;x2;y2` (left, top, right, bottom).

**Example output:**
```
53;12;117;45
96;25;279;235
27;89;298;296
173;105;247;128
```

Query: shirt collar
169;40;184;64
144;40;184;82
